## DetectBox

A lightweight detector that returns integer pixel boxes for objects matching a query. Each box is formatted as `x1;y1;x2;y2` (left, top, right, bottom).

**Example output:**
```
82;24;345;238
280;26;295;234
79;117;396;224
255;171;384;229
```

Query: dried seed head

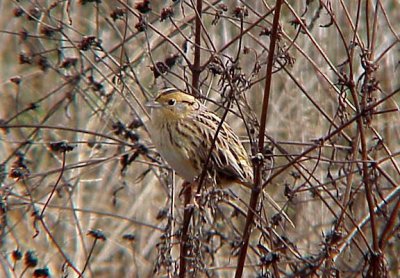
135;0;151;14
19;52;32;64
135;15;147;32
165;53;180;68
160;6;174;22
87;229;106;241
233;6;248;19
12;249;22;261
110;7;126;21
60;57;78;69
13;7;24;17
33;267;50;278
10;76;22;85
78;36;98;51
122;234;136;241
150;62;169;78
24;251;38;268
49;141;75;153
27;6;41;21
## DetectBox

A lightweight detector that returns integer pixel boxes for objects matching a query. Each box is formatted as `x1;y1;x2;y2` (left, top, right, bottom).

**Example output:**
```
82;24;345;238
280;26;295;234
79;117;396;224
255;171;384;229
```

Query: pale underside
149;107;253;186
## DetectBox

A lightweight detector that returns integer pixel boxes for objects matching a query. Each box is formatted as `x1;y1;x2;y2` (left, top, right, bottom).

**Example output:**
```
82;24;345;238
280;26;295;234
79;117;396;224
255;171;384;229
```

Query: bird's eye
167;99;176;106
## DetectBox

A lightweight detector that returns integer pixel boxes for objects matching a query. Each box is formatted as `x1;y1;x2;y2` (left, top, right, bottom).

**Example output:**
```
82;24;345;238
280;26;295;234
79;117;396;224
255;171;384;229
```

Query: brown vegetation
0;1;399;277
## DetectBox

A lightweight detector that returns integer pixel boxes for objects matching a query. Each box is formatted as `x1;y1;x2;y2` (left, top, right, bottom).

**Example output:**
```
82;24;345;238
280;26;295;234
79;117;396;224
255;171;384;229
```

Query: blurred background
0;1;399;277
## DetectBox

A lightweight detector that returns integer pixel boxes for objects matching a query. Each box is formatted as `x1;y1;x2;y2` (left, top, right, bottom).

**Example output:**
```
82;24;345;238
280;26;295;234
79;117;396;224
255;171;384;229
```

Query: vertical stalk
191;0;203;95
180;1;203;276
235;1;284;277
179;183;192;277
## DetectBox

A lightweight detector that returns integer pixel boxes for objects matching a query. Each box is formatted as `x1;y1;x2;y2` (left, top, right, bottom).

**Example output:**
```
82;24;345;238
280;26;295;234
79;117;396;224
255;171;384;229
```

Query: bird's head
146;88;201;123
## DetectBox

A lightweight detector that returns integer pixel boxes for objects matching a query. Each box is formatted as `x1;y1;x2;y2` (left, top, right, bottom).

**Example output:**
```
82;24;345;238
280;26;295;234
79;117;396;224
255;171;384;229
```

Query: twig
190;0;203;96
40;151;66;218
235;1;284;277
180;1;203;276
379;195;400;249
179;183;192;277
334;185;400;261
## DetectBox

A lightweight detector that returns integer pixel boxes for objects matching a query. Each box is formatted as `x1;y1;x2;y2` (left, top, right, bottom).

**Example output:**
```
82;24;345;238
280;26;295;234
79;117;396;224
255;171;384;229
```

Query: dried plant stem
80;238;98;278
179;183;192;278
40;151;66;218
191;0;203;95
179;0;204;276
379;196;400;249
235;1;284;277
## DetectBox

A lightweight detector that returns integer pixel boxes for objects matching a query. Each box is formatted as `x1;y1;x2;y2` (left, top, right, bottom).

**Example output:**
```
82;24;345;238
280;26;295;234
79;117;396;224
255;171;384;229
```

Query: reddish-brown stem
179;1;203;276
378;195;400;250
346;3;381;271
235;1;284;277
38;217;82;275
191;0;203;95
40;151;66;218
80;238;98;278
263;86;399;187
179;183;192;278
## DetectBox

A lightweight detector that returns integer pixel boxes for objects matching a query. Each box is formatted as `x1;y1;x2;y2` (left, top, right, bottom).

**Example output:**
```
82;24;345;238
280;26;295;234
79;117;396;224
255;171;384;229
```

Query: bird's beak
145;100;162;109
